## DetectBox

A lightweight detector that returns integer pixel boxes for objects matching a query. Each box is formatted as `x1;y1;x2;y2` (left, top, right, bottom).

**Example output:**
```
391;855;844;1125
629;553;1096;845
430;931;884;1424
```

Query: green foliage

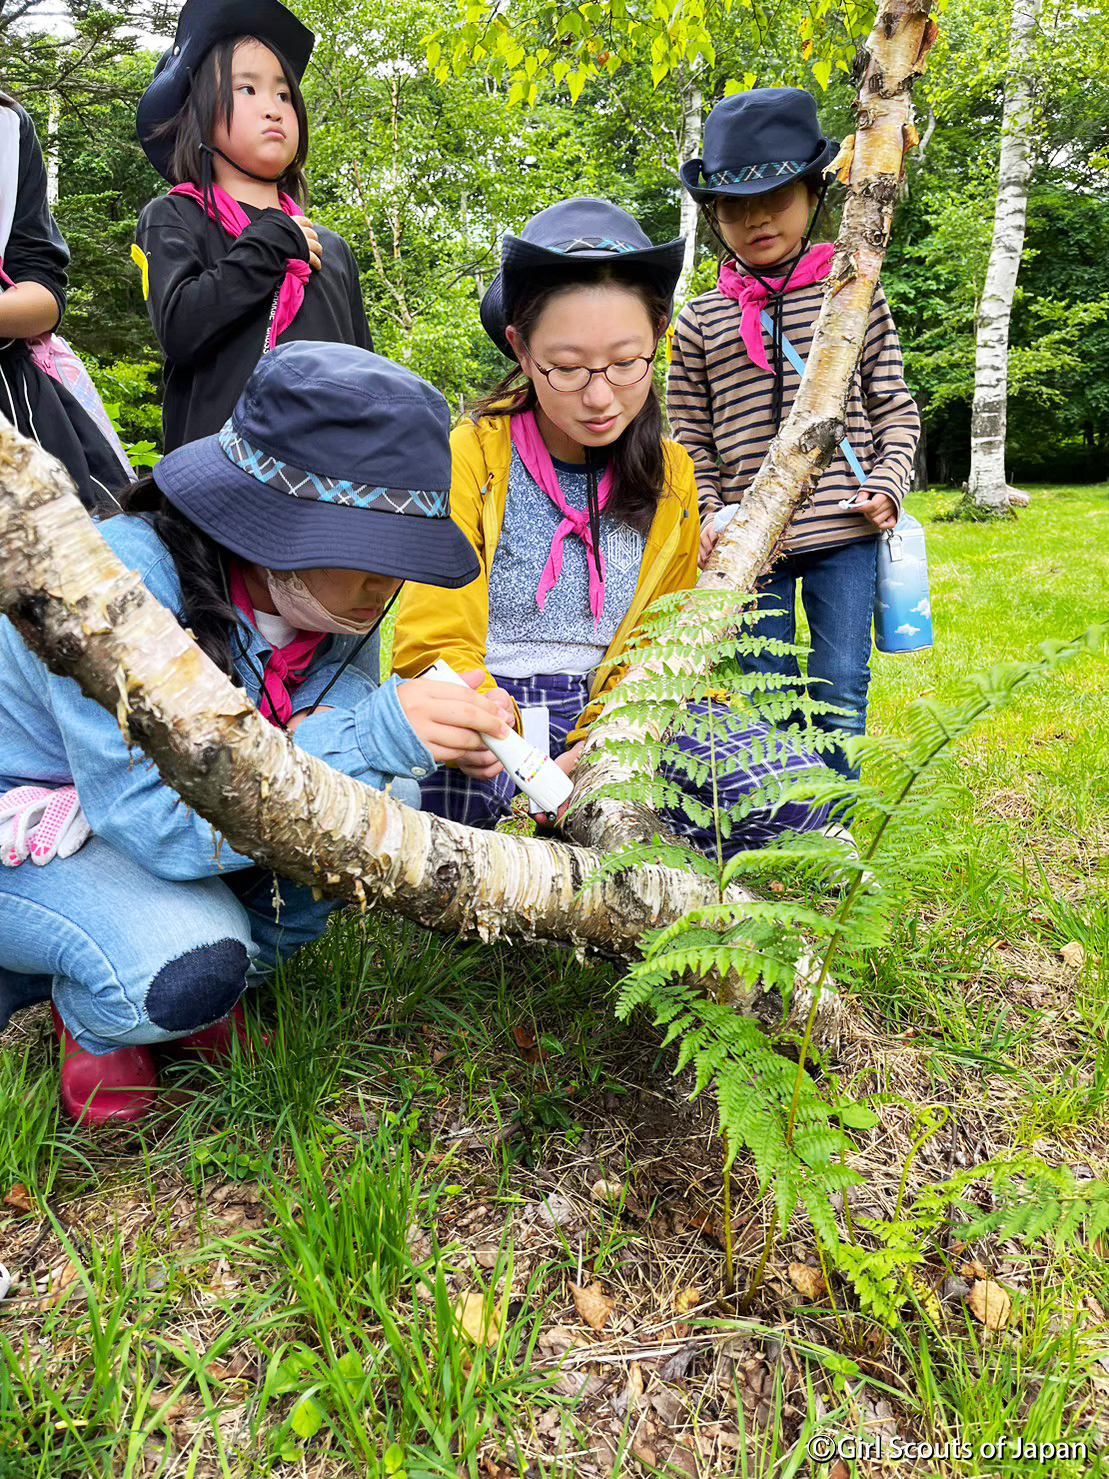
584;589;1107;1316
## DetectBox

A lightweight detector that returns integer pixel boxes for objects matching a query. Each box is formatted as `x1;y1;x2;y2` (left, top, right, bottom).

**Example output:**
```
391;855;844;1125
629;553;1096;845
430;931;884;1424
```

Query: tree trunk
568;0;937;856
675;80;703;308
966;0;1041;515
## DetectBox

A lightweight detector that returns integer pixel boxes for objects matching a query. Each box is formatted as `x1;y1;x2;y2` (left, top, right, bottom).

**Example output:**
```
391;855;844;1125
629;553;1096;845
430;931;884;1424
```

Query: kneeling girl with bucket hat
669;88;921;779
393;197;833;854
0;342;503;1127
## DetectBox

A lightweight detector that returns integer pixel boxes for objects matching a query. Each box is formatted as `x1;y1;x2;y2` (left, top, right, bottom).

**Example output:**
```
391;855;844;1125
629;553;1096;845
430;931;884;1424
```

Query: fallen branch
0;427;841;1045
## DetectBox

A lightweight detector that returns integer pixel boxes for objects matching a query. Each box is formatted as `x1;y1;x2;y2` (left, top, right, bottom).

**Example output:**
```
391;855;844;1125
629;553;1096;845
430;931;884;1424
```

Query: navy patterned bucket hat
137;0;315;180
680;88;837;202
153;342;480;589
480;198;685;359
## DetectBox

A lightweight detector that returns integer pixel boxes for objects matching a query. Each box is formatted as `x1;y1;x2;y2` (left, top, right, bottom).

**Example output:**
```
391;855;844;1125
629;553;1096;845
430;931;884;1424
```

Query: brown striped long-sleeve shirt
667;276;920;555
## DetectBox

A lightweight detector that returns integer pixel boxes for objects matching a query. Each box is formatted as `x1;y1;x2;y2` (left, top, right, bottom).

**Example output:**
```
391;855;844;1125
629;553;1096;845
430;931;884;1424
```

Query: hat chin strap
200;141;289;186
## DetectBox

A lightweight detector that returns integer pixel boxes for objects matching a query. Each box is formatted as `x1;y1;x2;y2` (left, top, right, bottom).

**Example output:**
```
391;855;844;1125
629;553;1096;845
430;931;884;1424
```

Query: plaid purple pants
419;672;832;858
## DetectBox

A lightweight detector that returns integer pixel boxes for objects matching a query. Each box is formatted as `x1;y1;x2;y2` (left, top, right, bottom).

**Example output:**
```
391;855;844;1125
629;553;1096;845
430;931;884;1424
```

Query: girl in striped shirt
669;87;920;777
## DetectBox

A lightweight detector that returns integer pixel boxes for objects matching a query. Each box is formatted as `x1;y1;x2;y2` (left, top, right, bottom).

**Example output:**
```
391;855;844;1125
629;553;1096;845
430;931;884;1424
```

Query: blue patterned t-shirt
486;450;646;678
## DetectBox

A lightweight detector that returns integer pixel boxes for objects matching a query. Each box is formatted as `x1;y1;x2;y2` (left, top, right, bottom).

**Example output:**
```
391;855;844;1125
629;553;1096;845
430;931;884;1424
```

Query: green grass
1;483;1108;1476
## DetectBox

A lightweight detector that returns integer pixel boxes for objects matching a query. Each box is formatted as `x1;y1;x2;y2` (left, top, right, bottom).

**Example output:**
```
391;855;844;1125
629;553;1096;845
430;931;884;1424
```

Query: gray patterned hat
153;342;480;588
680;88;837;203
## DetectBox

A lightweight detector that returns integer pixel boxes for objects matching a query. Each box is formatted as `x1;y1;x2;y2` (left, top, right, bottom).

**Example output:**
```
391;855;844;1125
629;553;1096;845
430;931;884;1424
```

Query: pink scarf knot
510;410;614;626
717;243;835;374
170;181;311;350
229;565;325;726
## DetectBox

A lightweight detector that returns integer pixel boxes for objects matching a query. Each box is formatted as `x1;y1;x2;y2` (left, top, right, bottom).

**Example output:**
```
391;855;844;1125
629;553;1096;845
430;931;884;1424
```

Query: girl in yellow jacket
393;198;831;851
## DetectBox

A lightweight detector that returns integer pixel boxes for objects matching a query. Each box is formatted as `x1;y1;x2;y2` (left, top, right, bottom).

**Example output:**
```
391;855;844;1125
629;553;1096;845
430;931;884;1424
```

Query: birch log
966;0;1041;515
567;0;937;855
0;428;841;1044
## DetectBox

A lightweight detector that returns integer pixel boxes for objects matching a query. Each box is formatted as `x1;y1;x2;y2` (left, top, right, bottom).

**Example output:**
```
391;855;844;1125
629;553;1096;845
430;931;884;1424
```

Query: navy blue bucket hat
680;88;837;202
137;0;314;180
153;342;480;589
480;198;685;359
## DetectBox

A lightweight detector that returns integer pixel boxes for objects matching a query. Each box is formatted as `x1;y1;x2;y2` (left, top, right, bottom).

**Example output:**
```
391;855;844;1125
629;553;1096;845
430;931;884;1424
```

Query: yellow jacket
393;414;700;743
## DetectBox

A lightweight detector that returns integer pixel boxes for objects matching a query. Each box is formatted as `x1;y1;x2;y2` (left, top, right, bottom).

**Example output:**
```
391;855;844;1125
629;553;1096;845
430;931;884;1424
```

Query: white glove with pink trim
0;785;91;867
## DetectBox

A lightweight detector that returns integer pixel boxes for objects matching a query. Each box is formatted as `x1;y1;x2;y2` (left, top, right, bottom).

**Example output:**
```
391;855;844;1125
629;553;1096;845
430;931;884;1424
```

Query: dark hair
112;476;241;674
153;35;309;204
474;267;669;536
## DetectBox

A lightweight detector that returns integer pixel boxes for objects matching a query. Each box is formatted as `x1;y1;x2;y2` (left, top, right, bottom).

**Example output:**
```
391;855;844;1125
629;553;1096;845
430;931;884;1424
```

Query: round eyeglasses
527;347;658;394
709;182;806;225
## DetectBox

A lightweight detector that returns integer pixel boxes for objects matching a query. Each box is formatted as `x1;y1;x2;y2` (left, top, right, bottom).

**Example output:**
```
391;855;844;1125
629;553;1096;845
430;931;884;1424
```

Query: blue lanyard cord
759;310;868;486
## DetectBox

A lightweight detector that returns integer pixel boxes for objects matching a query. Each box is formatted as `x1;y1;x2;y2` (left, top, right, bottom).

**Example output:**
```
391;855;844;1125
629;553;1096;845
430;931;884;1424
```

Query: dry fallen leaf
967;1279;1011;1331
570;1280;615;1332
456;1291;501;1346
511;1024;546;1063
829;1461;851;1479
591;1178;624;1206
673;1284;702;1317
959;1259;990;1281
788;1262;827;1299
1060;941;1086;970
37;1259;79;1310
625;1361;645;1409
2;1184;32;1215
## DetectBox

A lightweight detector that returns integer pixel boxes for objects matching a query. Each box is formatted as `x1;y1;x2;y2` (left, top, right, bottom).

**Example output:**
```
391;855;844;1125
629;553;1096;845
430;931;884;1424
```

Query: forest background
3;0;1107;490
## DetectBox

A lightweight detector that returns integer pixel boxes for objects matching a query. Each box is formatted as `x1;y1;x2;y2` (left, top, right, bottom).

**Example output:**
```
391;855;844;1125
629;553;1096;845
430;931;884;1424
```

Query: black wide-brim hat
480;198;686;359
153;342;480;590
680;87;837;203
137;0;315;180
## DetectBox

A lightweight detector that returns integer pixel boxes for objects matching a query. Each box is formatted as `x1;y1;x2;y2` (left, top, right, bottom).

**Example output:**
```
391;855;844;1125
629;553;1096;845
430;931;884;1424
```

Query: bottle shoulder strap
759;310;868;487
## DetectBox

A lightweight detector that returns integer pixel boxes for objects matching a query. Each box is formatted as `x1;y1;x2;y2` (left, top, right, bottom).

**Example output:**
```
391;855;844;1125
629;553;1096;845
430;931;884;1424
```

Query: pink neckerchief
229;564;325;726
510;410;615;626
169;182;311;350
717;243;835;375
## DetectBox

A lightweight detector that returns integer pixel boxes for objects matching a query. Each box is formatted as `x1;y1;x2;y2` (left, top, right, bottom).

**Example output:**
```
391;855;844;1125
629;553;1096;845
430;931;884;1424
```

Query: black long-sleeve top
135;193;372;451
2;101;68;323
0;101;127;509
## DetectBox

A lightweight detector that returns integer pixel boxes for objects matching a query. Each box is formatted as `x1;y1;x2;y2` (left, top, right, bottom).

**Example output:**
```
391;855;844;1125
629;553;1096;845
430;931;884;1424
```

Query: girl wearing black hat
0;95;132;510
134;0;372;452
670;87;920;778
393;197;833;854
0;341;504;1128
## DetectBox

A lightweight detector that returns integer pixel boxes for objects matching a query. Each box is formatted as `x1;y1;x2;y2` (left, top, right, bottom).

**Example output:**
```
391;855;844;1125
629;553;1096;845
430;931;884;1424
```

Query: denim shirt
0;516;434;881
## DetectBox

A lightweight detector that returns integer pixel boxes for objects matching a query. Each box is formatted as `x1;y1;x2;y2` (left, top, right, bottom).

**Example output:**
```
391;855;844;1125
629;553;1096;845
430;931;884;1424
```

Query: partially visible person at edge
669;87;920;778
0;343;505;1130
392;197;834;854
0;93;130;509
133;0;372;453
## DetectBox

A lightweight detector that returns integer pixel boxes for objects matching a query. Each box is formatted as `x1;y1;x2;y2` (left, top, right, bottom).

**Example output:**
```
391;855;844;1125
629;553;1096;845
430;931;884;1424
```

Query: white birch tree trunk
966;0;1041;514
675;80;703;309
45;92;60;208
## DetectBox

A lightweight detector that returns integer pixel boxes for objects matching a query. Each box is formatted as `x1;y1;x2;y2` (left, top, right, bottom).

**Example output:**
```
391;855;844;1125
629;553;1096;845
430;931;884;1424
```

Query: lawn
1;485;1108;1479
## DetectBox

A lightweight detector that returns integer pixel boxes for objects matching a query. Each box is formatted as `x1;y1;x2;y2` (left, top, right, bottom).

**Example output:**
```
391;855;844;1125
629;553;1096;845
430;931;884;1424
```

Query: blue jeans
743;538;878;780
0;838;341;1055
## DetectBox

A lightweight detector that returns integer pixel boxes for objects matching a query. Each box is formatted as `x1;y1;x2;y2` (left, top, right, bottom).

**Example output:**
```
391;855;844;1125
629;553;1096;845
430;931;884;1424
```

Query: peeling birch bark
0;428;843;1046
568;0;937;856
967;0;1040;515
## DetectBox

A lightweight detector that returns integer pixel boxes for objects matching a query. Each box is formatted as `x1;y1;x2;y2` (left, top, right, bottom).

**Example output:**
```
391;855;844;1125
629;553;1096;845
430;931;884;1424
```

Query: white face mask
262;568;380;637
